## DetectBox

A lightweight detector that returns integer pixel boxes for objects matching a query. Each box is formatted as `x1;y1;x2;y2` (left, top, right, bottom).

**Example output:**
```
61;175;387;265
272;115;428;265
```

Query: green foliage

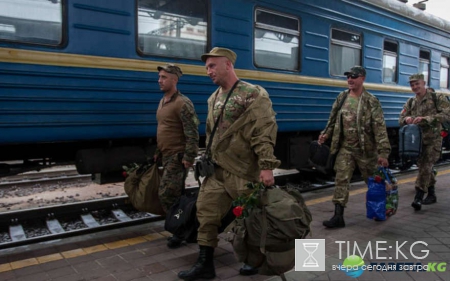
232;182;265;219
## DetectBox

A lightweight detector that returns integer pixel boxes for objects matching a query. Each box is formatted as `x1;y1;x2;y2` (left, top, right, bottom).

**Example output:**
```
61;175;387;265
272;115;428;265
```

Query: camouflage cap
201;47;237;65
157;64;182;78
409;73;424;82
344;66;366;77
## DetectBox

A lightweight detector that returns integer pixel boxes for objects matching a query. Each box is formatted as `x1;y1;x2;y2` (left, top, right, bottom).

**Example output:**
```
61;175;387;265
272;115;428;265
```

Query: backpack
226;185;312;281
399;124;422;165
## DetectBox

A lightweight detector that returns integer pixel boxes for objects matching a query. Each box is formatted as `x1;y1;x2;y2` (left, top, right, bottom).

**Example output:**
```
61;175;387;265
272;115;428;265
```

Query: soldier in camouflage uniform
153;64;199;248
399;73;450;210
178;48;280;281
318;66;391;228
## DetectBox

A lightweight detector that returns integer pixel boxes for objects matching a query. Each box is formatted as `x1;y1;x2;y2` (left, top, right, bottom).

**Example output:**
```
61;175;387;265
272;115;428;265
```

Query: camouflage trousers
159;153;187;212
332;147;377;206
196;166;252;248
415;140;441;193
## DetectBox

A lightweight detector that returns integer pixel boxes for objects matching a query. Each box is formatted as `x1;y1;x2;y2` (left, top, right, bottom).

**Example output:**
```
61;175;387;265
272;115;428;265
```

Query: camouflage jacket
399;89;450;145
321;88;391;159
206;82;281;182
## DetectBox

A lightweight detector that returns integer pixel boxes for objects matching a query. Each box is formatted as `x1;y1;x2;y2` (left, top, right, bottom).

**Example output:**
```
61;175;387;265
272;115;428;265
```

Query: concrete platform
0;166;449;281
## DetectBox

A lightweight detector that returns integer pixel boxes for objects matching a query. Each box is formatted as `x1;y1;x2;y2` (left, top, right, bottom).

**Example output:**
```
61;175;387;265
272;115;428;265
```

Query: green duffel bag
124;162;165;215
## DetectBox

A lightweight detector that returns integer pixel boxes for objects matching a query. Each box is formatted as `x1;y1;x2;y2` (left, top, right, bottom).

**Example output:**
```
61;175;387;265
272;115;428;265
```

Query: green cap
409;73;424;82
344;66;366;77
201;47;237;65
157;64;183;78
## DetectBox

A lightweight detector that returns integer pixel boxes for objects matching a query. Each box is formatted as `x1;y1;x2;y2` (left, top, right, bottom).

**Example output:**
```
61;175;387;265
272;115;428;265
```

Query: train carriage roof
362;0;450;33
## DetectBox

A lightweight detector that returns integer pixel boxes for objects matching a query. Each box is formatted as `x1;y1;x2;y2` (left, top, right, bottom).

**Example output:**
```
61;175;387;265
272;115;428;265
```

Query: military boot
422;186;437;205
178;245;215;281
323;204;345;228
411;190;425;210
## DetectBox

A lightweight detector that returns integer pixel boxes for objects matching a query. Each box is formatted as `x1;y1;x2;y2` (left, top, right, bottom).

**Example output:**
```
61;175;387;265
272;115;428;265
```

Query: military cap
344;66;366;77
409;73;424;82
201;47;237;65
157;64;182;78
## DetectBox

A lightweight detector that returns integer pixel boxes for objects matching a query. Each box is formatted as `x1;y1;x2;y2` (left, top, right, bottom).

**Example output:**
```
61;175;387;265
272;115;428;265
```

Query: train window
419;50;430;83
0;0;63;45
330;29;361;76
383;41;398;83
440;56;449;89
137;0;207;60
254;9;300;71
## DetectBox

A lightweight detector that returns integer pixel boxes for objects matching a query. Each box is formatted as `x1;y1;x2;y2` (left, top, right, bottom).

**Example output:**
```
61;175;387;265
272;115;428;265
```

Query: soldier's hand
377;157;389;167
405;117;413;124
260;170;275;187
182;160;193;169
412;117;424;124
318;134;328;145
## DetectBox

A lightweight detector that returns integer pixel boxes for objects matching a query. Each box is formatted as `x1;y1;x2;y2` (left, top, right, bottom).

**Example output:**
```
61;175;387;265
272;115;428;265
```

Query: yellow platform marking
36;253;63;264
0;263;11;273
0;168;449;272
10;258;38;269
83;244;108;254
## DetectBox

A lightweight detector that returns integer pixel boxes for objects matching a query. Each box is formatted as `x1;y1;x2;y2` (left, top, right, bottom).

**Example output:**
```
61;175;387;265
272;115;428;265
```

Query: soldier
177;47;280;280
318;66;391;228
399;73;450;210
154;64;199;248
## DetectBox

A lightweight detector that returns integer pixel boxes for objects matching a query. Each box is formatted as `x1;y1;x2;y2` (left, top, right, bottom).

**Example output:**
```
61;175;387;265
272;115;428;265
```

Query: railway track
1;161;449;250
0;168;92;189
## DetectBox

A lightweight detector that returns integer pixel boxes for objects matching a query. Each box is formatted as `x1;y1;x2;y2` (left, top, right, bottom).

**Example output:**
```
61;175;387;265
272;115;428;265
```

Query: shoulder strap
408;97;414;109
430;91;440;112
337;90;349;111
206;80;240;156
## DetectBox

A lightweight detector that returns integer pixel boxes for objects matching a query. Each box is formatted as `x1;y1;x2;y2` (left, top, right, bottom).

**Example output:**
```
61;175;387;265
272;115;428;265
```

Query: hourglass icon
303;242;319;267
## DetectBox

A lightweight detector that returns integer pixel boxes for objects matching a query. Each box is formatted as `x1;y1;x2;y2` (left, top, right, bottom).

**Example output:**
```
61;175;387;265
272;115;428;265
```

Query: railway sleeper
111;209;132;222
81;214;101;228
46;219;65;234
9;224;26;241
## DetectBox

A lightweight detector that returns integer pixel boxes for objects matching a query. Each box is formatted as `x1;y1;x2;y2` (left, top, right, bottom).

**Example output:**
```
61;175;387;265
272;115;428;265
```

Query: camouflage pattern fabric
341;96;361;149
399;89;450;145
212;81;259;138
180;96;200;163
158;153;187;212
332;147;377;206
415;140;441;193
322;89;391;159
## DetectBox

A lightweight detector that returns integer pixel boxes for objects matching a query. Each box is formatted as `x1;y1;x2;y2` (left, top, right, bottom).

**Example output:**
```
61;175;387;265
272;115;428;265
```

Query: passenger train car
1;0;449;177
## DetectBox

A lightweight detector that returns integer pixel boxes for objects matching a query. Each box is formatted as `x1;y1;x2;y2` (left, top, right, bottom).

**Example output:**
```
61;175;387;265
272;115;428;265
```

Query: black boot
411;190;425;210
422;186;437;205
323;204;345;228
178;246;215;281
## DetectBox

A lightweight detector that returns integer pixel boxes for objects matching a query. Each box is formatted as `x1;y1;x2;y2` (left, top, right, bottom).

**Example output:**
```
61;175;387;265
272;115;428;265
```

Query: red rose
441;131;448;138
122;171;128;178
374;175;382;183
233;206;244;218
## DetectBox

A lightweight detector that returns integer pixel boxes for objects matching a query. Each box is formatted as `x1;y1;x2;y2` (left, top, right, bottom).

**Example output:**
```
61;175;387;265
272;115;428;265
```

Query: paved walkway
0;168;449;281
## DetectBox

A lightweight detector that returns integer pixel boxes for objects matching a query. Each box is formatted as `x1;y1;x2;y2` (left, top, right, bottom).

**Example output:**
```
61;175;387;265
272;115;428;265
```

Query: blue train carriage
0;0;449;178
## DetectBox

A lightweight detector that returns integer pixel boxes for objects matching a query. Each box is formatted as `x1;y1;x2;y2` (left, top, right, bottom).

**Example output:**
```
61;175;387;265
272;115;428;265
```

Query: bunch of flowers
372;168;398;191
232;182;265;219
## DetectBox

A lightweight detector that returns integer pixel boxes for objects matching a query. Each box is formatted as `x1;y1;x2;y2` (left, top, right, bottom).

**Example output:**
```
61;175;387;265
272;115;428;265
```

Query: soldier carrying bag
226;185;312;281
